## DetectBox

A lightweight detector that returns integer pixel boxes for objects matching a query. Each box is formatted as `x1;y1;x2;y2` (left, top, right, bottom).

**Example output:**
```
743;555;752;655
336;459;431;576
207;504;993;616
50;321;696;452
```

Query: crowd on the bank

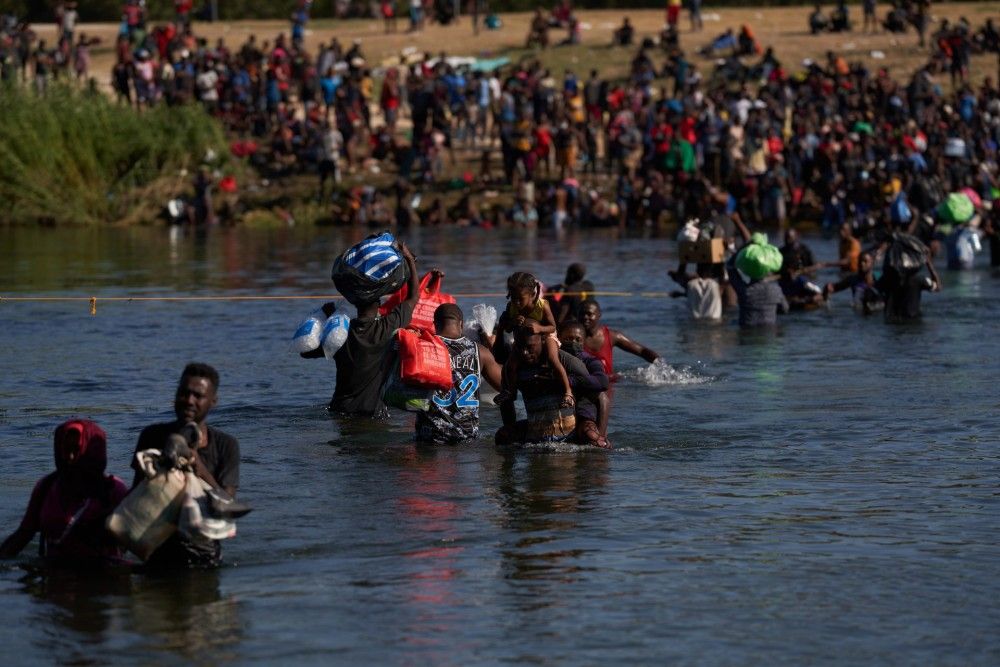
2;2;1000;249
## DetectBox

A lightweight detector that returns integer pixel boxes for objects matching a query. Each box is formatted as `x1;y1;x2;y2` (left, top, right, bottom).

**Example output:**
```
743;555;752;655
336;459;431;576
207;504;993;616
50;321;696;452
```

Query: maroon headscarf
53;419;107;478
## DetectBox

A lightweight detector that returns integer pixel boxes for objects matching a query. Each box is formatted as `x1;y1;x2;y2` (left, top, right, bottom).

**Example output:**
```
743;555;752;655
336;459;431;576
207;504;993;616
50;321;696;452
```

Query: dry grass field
30;3;1000;89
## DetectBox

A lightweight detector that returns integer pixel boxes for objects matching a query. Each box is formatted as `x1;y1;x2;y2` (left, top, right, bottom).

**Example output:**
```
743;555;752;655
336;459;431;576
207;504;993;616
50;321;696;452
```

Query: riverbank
7;3;1000;226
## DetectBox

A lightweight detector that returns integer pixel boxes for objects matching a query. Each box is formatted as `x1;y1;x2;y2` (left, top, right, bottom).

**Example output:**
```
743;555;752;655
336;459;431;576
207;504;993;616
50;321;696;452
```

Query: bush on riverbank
0;84;229;225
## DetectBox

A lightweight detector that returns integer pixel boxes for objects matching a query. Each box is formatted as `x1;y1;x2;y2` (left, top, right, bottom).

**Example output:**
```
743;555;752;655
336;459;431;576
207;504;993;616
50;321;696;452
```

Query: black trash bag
884;231;928;275
331;231;411;305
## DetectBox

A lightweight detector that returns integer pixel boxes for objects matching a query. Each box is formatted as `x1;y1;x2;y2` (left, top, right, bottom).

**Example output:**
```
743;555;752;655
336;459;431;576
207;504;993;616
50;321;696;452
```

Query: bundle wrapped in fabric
108;433;251;559
735;232;783;280
937;192;975;224
884;231;929;275
331;232;410;305
106;446;188;560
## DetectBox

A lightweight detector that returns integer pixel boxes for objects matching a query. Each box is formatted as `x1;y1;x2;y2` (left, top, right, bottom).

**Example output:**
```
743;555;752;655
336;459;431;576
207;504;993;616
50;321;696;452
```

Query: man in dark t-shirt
132;362;239;569
330;243;420;416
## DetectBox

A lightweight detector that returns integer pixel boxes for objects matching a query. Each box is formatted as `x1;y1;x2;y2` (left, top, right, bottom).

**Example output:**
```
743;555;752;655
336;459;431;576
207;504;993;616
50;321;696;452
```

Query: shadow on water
16;564;243;664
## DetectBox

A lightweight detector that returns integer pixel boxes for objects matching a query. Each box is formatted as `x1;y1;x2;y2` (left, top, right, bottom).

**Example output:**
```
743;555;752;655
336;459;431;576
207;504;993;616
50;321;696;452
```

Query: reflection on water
16;565;242;664
1;226;999;663
494;451;609;582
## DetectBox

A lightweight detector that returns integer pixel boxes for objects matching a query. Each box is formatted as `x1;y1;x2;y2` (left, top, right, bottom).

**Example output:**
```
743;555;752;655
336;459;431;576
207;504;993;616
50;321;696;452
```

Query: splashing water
621;359;716;387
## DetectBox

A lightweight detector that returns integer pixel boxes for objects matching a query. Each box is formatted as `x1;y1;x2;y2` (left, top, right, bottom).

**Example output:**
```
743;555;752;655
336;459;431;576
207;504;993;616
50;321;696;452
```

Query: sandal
560;393;575;409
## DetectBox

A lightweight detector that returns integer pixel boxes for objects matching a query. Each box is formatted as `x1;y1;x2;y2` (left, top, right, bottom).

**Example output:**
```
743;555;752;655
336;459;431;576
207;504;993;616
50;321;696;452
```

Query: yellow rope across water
1;291;677;315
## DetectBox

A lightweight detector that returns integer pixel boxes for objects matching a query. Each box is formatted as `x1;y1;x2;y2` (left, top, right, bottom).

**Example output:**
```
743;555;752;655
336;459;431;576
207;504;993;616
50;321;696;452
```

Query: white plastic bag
319;313;351;359
472;304;497;335
291;308;326;353
677;219;701;243
465;304;498;339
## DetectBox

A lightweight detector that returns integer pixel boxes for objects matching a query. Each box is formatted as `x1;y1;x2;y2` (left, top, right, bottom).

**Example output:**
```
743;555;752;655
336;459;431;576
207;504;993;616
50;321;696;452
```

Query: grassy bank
0;84;230;226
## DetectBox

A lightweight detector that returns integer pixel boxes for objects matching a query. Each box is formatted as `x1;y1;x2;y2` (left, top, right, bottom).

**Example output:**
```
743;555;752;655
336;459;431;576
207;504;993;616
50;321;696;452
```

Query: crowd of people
5;0;1000;575
2;0;1000;251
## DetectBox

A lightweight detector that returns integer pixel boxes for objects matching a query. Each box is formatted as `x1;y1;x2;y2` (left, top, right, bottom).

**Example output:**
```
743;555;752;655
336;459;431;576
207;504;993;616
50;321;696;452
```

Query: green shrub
0;83;229;225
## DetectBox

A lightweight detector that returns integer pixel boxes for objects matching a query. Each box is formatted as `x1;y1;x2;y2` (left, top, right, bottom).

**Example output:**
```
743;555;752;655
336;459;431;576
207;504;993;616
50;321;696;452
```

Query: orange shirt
840;236;861;273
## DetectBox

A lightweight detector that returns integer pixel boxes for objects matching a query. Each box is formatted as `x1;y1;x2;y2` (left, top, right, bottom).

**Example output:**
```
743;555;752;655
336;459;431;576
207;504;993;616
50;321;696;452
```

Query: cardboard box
678;238;725;265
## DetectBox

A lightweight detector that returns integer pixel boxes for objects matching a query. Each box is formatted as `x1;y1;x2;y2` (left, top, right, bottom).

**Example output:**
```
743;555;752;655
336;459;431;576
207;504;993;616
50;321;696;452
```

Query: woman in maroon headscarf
0;420;129;566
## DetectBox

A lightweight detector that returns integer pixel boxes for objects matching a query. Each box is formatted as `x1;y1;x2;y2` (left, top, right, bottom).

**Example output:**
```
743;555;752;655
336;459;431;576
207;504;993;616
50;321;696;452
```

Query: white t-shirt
196;69;219;101
322;128;344;160
687;277;722;320
62;9;78;32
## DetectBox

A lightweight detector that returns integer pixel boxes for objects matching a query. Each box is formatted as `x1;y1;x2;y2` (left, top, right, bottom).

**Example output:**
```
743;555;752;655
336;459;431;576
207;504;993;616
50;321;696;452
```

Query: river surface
0;225;998;665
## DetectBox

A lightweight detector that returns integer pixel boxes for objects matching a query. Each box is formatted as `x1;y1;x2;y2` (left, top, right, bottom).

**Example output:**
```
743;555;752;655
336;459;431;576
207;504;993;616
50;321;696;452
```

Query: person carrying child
493;271;574;411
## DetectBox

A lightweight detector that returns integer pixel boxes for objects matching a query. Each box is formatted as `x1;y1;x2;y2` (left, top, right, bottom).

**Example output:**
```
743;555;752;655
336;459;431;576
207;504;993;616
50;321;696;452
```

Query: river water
0;225;998;665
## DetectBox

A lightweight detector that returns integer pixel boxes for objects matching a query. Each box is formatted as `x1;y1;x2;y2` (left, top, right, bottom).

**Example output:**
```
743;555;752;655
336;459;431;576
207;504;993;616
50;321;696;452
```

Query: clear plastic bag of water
320;313;351;359
291;308;326;353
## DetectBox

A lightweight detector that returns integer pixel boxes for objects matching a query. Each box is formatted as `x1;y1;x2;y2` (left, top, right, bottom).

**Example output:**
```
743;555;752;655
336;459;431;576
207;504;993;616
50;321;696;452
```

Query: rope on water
1;291;678;315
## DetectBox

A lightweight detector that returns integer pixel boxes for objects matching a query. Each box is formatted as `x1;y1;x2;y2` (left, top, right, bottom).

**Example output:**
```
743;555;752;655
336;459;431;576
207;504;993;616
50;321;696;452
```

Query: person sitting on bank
415;303;503;445
809;4;830;33
0;420;129;567
830;0;851;31
613;17;635;46
132;363;239;570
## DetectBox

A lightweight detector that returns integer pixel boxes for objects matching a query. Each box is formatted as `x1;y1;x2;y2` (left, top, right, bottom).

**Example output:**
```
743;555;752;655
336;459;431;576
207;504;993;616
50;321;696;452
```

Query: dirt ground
25;3;1000;225
31;3;1000;90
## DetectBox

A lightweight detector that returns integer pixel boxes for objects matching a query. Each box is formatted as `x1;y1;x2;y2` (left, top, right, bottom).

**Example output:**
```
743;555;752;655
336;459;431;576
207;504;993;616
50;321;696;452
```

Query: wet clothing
416;336;482;444
568;350;609;423
729;267;789;327
332;301;415;415
779;241;816;288
16;419;129;565
133;421;240;569
687;277;723;320
17;473;128;564
17;420;129;564
831;271;883;313
877;268;932;322
590;325;615;376
506;350;589;443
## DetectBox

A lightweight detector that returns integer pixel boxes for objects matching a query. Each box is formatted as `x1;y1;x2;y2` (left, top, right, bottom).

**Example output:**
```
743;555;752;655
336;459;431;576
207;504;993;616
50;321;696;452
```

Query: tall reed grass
0;84;228;225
